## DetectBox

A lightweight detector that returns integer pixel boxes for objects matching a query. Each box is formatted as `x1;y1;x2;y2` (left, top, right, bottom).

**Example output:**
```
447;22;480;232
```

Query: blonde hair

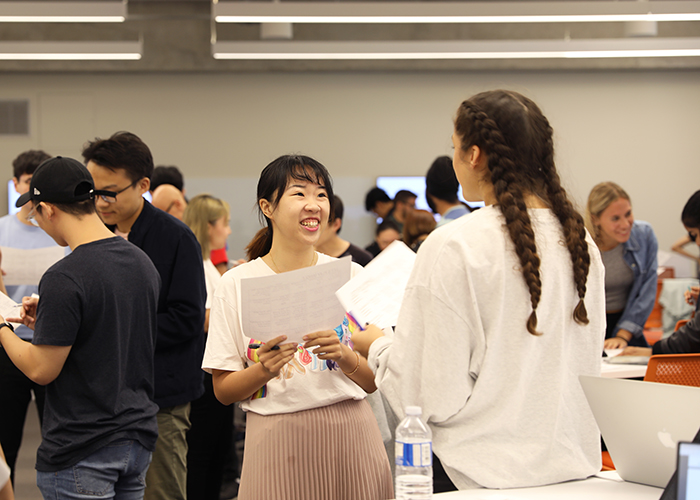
585;182;631;244
183;194;230;260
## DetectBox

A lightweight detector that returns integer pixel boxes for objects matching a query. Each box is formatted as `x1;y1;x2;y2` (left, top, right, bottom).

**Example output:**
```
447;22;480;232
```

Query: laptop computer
676;441;700;500
579;375;700;488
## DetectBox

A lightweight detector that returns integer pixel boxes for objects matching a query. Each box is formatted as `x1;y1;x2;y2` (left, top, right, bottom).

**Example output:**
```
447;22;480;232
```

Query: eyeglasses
27;206;39;226
98;180;138;203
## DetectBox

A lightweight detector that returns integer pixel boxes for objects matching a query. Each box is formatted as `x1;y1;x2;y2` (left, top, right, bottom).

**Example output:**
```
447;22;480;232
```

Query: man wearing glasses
83;132;206;500
0;156;161;499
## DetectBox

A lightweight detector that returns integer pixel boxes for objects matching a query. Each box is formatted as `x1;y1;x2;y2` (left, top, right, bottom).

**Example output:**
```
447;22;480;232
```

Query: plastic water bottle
395;406;433;500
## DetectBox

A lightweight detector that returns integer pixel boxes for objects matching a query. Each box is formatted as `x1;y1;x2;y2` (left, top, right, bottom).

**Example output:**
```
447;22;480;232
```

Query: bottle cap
406;406;422;416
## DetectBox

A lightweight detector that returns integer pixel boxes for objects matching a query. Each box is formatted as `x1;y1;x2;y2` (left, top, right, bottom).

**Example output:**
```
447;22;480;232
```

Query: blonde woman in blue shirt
586;182;658;349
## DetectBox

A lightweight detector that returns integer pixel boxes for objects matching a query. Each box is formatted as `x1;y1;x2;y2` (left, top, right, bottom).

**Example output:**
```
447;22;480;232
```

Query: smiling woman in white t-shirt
202;155;393;500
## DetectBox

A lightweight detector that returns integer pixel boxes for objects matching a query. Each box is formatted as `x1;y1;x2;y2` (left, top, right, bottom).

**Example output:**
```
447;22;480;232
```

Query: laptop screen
677;441;700;500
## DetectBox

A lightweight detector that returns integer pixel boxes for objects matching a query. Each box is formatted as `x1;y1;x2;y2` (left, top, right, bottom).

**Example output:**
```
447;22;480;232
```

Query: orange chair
643;353;700;387
601;451;616;471
674;319;690;331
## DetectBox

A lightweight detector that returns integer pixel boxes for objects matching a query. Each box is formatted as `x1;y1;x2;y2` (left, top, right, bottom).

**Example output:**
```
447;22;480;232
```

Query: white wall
1;70;698;267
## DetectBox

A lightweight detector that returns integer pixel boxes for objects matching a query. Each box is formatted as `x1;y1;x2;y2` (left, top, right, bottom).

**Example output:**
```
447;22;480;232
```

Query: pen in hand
248;343;280;351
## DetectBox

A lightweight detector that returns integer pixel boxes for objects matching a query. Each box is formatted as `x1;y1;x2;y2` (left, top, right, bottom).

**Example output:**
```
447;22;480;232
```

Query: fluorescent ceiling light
0;41;142;60
0;1;126;23
213;38;700;60
213;1;700;24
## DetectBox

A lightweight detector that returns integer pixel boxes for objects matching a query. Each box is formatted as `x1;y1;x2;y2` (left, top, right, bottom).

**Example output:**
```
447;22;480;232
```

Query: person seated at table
585;182;658;349
353;89;605;491
621;190;700;357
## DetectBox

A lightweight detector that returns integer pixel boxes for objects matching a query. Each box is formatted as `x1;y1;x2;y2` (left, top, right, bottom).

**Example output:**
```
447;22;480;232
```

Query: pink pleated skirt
238;398;394;500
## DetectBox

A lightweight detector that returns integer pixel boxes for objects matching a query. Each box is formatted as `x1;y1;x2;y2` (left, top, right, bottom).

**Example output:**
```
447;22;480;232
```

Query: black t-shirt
340;243;373;267
32;236;160;472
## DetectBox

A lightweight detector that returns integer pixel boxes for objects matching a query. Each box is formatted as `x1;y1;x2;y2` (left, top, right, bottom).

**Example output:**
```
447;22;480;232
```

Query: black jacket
115;200;206;408
653;302;700;355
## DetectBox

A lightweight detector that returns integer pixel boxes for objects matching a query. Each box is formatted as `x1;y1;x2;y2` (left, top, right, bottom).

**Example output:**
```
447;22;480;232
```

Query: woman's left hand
303;330;343;362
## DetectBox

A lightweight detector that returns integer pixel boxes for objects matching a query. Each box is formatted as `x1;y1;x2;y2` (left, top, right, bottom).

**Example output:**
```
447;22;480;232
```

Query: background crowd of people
0;88;698;500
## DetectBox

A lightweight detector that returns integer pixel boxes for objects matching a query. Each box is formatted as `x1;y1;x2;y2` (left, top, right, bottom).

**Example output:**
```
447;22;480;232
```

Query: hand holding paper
240;257;351;343
256;335;298;377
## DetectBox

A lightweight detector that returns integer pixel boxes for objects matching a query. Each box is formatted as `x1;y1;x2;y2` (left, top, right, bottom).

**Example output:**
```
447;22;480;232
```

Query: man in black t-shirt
0;156;160;499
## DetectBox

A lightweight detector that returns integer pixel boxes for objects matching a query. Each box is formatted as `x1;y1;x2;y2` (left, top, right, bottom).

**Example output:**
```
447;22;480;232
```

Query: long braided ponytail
455;90;590;335
457;94;542;335
528;104;590;325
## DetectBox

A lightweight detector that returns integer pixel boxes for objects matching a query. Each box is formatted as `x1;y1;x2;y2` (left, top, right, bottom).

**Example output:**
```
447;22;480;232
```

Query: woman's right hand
256;335;297;378
685;286;699;306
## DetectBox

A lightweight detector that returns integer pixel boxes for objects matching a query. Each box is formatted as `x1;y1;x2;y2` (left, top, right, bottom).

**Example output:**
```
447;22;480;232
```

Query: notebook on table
579;375;700;488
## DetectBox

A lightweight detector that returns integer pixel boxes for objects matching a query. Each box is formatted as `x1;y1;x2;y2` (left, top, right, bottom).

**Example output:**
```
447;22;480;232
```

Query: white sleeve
202;277;247;373
369;279;482;426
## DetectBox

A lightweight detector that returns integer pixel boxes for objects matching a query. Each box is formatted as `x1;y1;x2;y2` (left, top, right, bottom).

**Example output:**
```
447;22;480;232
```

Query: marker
248;343;280;350
347;311;366;331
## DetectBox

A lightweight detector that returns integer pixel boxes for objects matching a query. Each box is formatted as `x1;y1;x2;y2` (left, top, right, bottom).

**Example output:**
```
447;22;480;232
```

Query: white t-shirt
203;258;222;310
202;252;366;415
369;206;605;489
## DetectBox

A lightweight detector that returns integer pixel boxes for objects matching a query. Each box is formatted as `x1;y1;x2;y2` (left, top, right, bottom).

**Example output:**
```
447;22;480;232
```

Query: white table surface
433;471;662;499
600;361;647;379
600;349;648;378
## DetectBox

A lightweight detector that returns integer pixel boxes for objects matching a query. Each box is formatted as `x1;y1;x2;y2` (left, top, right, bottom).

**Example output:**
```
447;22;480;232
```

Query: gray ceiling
2;0;700;72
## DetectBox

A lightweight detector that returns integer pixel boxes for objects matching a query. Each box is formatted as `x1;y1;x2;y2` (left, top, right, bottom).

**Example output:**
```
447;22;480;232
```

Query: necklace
268;251;317;273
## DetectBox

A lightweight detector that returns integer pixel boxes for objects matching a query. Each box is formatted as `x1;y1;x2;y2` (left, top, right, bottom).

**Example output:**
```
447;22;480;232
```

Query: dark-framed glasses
97;180;137;204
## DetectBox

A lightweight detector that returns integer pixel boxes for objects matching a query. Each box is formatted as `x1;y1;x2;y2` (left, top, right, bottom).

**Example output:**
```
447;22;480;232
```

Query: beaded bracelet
342;351;361;376
615;335;629;344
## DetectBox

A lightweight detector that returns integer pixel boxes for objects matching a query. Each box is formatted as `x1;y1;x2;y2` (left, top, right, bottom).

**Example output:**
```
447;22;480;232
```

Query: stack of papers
238;241;419;339
335;240;416;330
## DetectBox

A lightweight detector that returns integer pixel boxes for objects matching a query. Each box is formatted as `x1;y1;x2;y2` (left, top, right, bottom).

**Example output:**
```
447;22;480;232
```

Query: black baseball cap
15;156;114;208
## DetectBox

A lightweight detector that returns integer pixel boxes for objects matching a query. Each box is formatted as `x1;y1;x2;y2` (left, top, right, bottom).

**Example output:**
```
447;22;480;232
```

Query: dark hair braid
463;102;543;335
532;111;590;325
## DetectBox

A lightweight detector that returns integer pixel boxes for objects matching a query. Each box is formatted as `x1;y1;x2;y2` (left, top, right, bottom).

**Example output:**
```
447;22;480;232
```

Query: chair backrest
675;319;690;331
644;354;700;387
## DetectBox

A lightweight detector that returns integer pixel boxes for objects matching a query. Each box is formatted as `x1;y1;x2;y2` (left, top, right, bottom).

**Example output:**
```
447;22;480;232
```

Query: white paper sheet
1;246;65;286
335;240;416;330
240;257;351;343
0;291;22;329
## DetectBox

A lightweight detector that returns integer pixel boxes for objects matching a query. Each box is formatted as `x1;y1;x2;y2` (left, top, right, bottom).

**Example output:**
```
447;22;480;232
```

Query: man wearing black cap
0;156;161;499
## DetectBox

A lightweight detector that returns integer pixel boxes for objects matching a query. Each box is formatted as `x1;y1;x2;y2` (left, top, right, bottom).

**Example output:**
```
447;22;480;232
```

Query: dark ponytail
246;228;272;261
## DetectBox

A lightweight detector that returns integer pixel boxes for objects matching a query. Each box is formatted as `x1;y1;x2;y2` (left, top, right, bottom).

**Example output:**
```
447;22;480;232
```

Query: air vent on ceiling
0;100;29;136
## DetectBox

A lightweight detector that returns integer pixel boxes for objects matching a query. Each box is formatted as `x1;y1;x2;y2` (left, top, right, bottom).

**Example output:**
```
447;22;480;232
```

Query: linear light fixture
0;41;142;60
213;1;700;24
213;37;700;60
0;1;127;23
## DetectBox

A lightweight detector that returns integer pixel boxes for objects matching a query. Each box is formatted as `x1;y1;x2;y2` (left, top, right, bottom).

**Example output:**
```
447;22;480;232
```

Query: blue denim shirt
614;220;658;340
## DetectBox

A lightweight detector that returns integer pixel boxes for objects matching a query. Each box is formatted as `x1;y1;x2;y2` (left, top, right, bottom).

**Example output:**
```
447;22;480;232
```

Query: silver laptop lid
580;375;700;488
677;441;700;500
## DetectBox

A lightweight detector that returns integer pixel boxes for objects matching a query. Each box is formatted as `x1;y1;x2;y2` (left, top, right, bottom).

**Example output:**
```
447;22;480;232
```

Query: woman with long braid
353;90;606;491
